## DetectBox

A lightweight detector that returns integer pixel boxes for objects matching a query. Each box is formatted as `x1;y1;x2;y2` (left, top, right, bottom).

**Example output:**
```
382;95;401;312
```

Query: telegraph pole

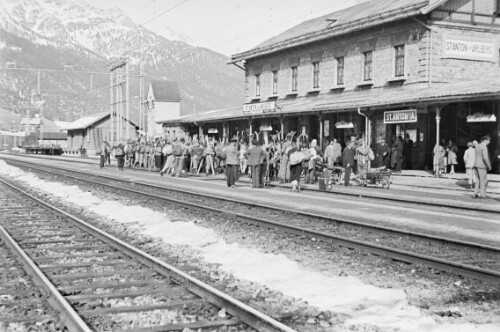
37;70;43;144
108;57;129;145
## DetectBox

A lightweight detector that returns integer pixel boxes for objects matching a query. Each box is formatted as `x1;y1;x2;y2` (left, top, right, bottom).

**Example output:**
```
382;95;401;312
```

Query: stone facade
244;19;500;103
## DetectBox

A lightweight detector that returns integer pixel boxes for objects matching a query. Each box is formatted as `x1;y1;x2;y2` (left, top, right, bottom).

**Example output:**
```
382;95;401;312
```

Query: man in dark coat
392;136;404;172
246;139;267;188
403;133;413;170
342;140;355;186
473;135;492;198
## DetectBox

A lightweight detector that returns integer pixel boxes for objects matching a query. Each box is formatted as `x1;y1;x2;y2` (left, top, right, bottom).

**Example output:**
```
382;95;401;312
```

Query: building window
395;45;405;77
363;51;373;81
312;62;320;89
336;57;345;85
255;74;260;97
291;67;298;92
272;70;278;95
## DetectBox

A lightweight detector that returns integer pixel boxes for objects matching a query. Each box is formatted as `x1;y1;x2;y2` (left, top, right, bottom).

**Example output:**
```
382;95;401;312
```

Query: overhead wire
88;0;356;94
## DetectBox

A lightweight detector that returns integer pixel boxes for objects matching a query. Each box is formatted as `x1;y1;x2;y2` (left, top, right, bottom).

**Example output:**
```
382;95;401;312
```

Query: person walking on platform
247;139;267;188
105;142;111;166
278;134;293;183
159;140;174;176
203;142;216;176
114;143;125;171
324;140;335;169
463;141;477;190
447;140;458;175
99;141;109;169
392;136;404;172
153;141;163;171
473;135;491;199
224;138;239;187
343;140;355;186
288;141;302;192
403;133;413;170
172;138;187;177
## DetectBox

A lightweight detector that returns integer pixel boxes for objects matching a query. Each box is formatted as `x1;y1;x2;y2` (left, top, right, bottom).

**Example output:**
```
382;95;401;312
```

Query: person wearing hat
247;139;267;188
463;141;476;190
473;135;491;198
160;139;174;176
342;139;356;186
99;141;110;169
224;138;239;187
114;142;126;171
172;137;187;177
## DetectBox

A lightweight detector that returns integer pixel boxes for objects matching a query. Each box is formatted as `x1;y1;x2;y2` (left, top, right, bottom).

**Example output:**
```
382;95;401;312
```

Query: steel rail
7;158;500;253
3;153;499;214
0;226;93;332
0;177;298;332
7;161;500;284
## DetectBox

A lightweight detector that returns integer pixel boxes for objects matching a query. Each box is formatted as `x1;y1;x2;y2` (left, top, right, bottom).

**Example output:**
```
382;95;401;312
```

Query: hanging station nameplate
384;110;417;124
243;101;277;115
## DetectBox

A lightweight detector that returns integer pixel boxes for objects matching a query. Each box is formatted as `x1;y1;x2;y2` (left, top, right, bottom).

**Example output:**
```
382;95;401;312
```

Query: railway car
22;133;63;156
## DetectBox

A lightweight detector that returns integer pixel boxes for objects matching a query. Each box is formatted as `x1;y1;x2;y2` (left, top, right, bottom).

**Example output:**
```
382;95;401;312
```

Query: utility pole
125;62;130;140
139;63;144;132
37;70;43;144
108;57;129;145
109;72;113;145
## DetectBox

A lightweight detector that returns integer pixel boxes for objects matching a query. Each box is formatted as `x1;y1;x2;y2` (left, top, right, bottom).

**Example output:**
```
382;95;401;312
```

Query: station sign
467;113;497;123
442;35;496;62
243;101;277;115
335;121;354;129
384;109;417;124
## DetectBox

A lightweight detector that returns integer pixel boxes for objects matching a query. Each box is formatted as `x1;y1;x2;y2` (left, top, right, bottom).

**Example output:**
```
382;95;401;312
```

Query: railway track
0;178;297;332
3;153;499;214
4;158;500;285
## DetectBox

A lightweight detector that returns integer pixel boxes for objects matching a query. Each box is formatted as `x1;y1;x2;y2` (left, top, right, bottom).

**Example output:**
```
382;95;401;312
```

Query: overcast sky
82;0;356;55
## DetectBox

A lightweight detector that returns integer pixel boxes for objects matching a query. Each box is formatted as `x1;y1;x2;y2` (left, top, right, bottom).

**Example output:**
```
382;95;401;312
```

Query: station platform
1;152;499;249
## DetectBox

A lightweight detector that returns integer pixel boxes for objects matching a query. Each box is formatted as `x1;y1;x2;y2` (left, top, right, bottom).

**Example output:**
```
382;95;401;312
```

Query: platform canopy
160;79;500;125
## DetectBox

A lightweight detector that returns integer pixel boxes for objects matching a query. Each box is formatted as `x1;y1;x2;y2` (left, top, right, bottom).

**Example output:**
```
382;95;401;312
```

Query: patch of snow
0;160;498;332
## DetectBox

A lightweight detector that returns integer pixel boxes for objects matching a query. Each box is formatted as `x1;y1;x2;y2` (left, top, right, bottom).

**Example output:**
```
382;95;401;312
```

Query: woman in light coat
463;141;476;189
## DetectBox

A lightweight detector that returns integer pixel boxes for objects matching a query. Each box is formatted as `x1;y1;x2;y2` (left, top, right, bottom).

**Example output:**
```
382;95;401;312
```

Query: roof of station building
149;80;181;102
230;0;447;62
65;112;138;131
65;112;109;131
160;78;500;124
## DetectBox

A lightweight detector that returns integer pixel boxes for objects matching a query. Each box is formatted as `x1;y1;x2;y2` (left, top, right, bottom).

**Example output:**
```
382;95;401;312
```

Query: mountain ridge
0;0;244;123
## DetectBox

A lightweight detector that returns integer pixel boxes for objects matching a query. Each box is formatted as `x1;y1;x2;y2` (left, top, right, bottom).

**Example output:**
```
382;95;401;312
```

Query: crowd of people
97;131;492;197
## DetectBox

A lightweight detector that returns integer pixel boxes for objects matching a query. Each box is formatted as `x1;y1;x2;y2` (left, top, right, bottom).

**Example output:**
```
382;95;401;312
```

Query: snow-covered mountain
0;0;244;122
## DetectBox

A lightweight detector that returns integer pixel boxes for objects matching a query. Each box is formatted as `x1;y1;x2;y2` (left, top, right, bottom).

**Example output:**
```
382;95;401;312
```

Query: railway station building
64;112;138;155
161;0;500;173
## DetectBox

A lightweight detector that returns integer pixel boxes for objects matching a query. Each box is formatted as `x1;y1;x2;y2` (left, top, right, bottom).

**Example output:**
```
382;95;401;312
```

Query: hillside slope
0;0;244;122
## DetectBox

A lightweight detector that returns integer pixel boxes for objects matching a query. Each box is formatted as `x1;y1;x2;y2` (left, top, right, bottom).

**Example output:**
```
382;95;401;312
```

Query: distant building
65;112;138;153
20;116;66;147
21;116;60;133
146;80;183;139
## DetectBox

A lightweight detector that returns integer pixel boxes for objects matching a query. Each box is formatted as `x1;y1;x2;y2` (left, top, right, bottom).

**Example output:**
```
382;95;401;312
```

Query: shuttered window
363;51;373;81
395;45;405;77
